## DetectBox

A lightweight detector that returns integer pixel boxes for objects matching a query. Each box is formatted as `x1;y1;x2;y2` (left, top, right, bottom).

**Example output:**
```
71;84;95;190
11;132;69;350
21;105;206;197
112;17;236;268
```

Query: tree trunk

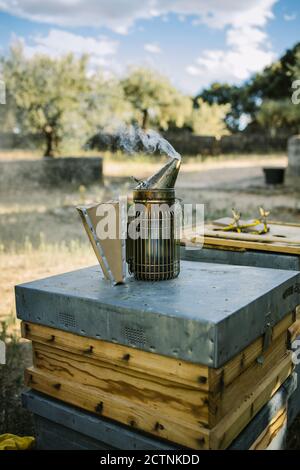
44;130;55;157
142;109;149;130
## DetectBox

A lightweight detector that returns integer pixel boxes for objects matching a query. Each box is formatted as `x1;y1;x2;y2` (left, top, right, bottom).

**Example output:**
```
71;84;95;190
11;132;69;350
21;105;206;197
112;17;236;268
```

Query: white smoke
114;125;181;160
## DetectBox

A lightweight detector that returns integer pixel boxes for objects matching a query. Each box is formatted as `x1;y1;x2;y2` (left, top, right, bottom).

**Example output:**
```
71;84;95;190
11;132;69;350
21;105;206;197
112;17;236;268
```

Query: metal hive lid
15;261;300;367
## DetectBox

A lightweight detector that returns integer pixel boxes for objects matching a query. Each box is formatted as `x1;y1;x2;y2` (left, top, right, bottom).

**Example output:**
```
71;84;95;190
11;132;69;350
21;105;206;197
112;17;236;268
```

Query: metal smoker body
128;157;181;281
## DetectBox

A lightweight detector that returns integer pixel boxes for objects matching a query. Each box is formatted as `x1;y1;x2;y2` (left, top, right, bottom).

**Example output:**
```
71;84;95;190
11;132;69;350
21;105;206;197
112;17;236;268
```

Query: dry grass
0;149;101;161
0;242;95;322
0;325;34;436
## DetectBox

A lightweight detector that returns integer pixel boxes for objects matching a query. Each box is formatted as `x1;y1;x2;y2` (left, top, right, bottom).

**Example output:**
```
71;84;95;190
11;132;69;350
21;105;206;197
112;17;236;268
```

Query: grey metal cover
180;246;300;271
15;261;300;367
22;391;177;450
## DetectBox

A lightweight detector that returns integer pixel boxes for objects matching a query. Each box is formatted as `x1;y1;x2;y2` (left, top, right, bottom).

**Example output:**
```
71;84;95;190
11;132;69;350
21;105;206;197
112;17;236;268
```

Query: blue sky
0;0;299;95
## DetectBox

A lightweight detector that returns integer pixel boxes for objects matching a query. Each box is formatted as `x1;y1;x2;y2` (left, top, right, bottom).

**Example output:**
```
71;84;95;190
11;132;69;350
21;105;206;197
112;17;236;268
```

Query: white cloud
144;43;161;54
1;0;278;91
283;13;297;21
14;29;119;68
0;0;277;33
186;23;275;87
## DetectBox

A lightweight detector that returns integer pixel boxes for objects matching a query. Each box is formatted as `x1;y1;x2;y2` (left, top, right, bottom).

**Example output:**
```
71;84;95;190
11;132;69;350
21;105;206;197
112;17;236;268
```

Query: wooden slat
209;332;288;426
22;315;293;430
21;313;293;395
32;341;209;426
210;353;293;450
25;366;210;450
182;221;300;255
30;329;290;429
288;319;300;344
25;352;292;450
22;318;294;448
249;407;287;450
209;312;293;394
269;221;300;228
204;236;300;255
204;228;300;246
21;322;209;391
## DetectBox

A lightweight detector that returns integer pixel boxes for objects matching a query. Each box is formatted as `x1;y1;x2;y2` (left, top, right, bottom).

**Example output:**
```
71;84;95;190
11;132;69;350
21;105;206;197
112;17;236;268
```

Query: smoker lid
15;261;300;367
135;157;181;190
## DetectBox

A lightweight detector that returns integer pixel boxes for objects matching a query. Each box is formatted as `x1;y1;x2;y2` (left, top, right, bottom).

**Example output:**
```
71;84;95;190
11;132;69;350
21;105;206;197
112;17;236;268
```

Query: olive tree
2;44;89;156
121;68;192;130
189;98;231;138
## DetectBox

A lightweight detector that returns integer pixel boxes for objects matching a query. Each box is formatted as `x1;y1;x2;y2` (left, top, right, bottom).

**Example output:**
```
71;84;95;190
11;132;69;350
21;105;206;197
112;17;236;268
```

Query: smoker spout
135;157;181;190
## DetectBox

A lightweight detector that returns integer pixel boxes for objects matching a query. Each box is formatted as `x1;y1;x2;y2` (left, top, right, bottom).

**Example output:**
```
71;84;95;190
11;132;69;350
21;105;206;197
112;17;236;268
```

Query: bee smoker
127;157;181;281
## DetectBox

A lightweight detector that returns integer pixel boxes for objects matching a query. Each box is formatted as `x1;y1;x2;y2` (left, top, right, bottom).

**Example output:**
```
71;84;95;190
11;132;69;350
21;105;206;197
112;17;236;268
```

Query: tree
197;82;256;132
196;43;300;132
121;68;192;130
189;98;230;138
256;99;300;136
80;73;133;134
290;49;300;94
254;47;300;136
62;72;134;154
2;44;90;156
248;42;300;101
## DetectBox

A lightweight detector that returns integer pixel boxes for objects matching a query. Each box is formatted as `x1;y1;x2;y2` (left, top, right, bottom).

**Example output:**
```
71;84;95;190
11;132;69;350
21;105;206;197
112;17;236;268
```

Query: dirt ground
0;152;300;448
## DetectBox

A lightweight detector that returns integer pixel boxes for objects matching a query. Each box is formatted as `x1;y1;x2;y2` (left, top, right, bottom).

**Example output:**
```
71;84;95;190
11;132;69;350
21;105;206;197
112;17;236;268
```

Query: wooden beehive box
16;261;300;449
181;221;300;259
206;221;300;254
21;316;294;449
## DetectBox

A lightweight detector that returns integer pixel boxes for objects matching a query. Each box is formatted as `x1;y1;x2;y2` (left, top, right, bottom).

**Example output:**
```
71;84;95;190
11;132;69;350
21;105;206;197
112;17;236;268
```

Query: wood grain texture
288;319;300;344
249;407;287;450
25;352;292;449
209;353;293;450
21;314;294;430
21;322;209;391
209;332;289;426
21;312;293;397
32;341;210;426
25;366;210;450
208;312;293;393
203;236;300;255
182;221;300;255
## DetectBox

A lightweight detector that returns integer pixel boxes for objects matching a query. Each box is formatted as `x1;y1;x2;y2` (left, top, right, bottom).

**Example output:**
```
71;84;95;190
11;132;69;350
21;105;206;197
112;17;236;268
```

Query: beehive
181;221;300;270
16;261;300;449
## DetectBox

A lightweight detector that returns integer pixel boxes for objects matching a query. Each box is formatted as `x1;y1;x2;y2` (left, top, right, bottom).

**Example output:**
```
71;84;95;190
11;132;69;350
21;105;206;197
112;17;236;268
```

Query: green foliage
189;98;231;138
254;46;300;136
256;99;300;136
2;44;90;156
290;49;300;84
61;74;133;153
121;68;192;130
197;82;251;132
3;40;299;156
197;43;300;133
248;43;300;101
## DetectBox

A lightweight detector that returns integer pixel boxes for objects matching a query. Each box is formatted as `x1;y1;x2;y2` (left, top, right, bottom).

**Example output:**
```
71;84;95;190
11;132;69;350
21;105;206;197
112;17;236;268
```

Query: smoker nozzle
135;157;181;190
